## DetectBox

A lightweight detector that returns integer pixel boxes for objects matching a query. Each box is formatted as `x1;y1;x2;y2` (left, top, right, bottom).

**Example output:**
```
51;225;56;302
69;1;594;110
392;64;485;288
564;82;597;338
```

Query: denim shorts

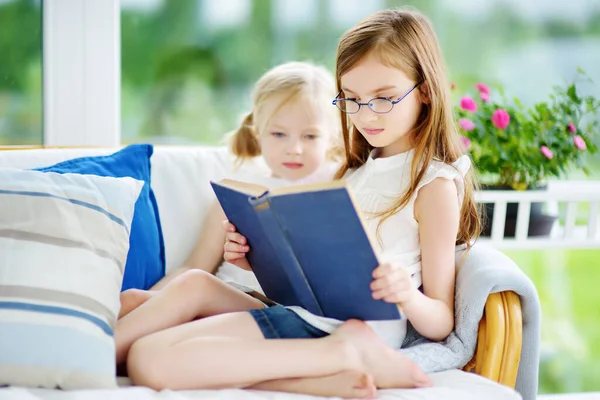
248;305;329;339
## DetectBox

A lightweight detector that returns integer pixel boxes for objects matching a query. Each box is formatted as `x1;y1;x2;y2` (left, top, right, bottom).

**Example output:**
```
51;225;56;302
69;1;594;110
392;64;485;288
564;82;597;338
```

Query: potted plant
454;70;600;237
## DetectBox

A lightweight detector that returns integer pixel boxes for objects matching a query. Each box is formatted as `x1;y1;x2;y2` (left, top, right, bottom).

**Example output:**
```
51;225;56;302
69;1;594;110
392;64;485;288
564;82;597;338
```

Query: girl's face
259;96;333;181
340;53;423;158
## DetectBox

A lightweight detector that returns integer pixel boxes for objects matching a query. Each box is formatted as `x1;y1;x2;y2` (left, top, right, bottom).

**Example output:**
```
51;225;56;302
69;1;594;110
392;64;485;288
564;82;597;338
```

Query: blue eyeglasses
332;82;421;114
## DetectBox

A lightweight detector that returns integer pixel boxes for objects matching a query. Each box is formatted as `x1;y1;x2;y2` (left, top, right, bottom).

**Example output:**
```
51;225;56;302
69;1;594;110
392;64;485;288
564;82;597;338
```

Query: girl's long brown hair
334;8;481;248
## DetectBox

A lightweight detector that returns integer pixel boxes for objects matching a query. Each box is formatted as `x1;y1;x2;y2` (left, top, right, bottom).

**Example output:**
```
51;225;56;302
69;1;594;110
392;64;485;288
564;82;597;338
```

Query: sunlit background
1;0;600;394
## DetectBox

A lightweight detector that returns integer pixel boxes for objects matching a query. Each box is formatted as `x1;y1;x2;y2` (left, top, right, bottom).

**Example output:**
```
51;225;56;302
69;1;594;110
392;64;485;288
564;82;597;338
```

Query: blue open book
210;179;402;321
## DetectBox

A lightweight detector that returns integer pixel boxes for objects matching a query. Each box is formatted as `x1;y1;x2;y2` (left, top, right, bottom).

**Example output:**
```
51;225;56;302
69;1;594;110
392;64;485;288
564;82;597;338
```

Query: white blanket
0;369;520;400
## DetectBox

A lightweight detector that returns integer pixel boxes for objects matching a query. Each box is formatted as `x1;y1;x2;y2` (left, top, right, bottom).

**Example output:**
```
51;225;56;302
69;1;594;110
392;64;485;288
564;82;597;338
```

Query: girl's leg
127;311;431;391
115;269;263;364
249;371;377;399
119;289;155;319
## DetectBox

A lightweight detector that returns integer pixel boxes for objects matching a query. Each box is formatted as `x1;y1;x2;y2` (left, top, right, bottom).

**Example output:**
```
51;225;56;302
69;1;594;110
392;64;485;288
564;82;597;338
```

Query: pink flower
568;122;577;133
491;109;510;130
480;92;490;102
475;83;490;95
451;82;456;90
541;146;553;159
460;96;477;113
460;135;471;150
574;135;587;150
458;118;475;131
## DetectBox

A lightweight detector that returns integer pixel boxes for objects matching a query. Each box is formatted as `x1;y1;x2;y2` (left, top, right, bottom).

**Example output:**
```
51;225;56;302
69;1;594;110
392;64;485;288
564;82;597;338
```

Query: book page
270;179;346;197
217;179;269;197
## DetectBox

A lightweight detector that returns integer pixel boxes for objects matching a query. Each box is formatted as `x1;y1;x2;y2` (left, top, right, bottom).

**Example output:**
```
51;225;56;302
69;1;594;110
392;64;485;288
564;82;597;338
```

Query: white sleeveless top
289;149;471;349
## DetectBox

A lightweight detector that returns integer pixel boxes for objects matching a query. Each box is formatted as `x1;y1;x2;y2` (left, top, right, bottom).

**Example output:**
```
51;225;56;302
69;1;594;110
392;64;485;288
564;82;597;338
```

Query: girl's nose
357;105;379;123
287;140;303;155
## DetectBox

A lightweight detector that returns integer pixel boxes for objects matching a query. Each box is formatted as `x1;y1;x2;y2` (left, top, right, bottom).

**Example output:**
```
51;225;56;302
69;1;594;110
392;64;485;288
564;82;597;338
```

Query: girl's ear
419;82;431;105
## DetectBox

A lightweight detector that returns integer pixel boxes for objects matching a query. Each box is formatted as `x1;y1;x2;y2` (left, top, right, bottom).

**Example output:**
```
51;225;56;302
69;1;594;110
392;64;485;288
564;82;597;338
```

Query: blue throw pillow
36;144;166;291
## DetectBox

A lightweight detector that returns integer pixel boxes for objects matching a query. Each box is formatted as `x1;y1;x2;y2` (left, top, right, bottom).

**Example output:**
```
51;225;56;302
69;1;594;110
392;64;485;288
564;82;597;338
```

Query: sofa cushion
0;167;142;389
0;146;260;274
35;144;165;291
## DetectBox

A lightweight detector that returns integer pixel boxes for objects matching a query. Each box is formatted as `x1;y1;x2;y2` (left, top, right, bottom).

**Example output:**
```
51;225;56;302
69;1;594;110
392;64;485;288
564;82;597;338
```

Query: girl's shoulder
425;155;471;181
415;154;471;202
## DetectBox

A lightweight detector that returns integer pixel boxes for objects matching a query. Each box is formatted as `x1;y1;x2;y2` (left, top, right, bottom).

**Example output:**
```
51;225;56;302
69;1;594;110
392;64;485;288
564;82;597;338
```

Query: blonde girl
114;61;341;370
126;8;481;399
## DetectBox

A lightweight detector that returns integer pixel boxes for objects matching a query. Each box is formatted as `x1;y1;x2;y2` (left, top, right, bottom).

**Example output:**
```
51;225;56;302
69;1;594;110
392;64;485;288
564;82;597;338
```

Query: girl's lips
363;128;384;135
283;163;304;169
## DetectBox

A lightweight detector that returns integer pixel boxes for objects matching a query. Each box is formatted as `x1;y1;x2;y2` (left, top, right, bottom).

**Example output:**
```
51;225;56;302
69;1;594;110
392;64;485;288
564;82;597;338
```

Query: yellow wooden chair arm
463;291;522;388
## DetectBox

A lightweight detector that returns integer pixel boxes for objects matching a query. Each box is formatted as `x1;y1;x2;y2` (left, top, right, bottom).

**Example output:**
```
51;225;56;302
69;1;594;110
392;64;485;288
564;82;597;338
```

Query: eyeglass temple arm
332;90;342;105
393;83;421;104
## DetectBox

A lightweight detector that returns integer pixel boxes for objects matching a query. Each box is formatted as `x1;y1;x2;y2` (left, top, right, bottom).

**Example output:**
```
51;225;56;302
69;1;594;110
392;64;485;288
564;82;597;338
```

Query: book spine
250;196;324;317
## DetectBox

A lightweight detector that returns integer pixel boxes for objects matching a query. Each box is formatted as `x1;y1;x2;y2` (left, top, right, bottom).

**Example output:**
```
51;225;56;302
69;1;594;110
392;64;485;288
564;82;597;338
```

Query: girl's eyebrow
341;85;397;94
302;127;322;134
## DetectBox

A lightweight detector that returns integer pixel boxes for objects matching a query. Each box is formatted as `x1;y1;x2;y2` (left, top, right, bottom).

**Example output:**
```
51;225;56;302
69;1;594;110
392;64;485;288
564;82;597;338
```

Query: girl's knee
172;269;218;294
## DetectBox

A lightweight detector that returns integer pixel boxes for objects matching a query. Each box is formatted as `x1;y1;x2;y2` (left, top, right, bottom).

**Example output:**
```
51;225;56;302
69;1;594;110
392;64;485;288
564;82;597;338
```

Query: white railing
475;181;600;250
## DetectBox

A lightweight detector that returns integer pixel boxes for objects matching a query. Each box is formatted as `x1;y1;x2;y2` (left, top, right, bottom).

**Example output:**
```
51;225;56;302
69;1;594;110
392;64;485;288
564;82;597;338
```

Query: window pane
120;0;348;145
0;0;43;146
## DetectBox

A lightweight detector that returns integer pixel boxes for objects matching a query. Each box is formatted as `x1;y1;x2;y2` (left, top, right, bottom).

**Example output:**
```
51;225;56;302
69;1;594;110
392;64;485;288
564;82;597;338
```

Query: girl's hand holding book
370;262;417;306
222;220;252;271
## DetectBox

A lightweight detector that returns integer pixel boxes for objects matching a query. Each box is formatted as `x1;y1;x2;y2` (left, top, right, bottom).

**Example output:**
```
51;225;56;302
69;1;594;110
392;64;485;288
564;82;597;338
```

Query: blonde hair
230;61;341;164
333;8;481;248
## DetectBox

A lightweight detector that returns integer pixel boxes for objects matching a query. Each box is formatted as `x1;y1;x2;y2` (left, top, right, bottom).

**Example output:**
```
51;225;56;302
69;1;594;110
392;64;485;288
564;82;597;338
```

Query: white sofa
0;145;522;400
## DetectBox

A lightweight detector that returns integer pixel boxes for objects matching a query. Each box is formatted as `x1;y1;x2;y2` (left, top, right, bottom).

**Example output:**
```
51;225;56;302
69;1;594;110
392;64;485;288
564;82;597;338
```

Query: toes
415;375;433;388
410;364;433;388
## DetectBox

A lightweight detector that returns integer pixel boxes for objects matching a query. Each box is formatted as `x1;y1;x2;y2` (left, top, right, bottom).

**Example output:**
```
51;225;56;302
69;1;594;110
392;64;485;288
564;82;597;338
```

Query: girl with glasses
127;8;481;398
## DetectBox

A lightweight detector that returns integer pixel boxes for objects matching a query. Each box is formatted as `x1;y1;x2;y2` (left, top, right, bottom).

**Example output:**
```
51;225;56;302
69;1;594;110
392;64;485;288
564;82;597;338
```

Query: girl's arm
403;177;460;341
150;201;227;290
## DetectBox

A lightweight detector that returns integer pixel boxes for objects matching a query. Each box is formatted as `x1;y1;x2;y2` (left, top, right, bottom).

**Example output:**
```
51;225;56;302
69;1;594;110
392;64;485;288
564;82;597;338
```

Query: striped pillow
0;167;143;389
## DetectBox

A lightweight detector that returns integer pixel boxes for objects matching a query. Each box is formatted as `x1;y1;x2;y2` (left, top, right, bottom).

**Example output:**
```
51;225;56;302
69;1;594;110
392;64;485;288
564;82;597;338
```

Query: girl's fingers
372;263;393;278
224;242;249;253
225;231;247;245
222;220;236;232
371;274;411;302
370;271;408;291
372;288;388;300
370;271;395;290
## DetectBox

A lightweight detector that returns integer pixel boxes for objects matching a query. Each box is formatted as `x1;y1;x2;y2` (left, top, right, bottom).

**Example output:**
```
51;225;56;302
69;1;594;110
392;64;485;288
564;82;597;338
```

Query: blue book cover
210;179;402;321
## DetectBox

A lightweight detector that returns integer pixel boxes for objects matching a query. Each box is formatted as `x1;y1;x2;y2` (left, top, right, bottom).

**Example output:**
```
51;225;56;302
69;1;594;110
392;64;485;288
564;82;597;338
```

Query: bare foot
330;319;433;389
249;370;376;399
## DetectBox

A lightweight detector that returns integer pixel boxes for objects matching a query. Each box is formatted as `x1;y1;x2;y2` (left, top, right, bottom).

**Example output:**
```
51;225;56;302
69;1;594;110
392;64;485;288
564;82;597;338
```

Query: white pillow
0;167;143;389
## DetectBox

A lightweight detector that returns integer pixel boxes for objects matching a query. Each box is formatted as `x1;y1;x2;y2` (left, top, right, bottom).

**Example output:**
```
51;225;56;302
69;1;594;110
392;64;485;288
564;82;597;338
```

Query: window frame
43;0;120;146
